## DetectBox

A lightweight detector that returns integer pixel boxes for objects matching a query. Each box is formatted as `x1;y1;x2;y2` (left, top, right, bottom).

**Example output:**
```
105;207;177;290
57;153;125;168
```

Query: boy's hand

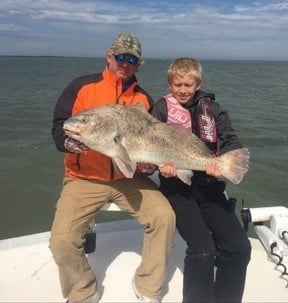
158;161;177;178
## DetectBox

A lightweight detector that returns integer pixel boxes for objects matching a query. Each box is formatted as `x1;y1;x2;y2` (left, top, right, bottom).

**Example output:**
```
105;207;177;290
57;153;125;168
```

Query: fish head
63;108;120;157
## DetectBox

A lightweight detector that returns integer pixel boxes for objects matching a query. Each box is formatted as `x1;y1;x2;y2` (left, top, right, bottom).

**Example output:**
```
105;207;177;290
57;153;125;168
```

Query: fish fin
112;144;137;178
112;158;137;178
176;169;194;185
217;148;250;184
112;159;121;174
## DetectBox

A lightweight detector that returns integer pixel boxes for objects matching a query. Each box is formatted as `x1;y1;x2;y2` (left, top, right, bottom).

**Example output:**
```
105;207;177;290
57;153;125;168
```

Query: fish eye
80;115;90;123
114;135;121;143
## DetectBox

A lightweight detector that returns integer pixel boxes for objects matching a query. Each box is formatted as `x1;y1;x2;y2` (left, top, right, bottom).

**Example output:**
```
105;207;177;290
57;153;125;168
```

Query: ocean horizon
1;54;288;62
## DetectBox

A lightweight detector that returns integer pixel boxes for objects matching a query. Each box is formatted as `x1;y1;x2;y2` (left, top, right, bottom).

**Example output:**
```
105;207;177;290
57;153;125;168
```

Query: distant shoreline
0;55;287;63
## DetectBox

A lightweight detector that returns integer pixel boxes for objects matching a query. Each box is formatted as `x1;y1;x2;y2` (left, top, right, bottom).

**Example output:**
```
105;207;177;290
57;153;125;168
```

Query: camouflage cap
110;33;142;60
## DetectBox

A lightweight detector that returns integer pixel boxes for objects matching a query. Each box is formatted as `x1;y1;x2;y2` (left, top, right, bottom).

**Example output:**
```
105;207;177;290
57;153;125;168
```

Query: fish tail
217;148;250;184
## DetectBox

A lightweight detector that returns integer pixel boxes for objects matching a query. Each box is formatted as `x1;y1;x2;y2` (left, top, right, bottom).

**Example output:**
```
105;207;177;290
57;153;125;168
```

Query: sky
0;0;288;60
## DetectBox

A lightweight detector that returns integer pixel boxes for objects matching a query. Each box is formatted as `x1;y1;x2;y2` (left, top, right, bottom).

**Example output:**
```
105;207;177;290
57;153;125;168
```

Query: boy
150;58;251;303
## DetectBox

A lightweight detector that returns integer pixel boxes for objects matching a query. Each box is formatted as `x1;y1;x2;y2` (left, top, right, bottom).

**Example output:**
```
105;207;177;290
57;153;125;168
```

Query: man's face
106;51;140;82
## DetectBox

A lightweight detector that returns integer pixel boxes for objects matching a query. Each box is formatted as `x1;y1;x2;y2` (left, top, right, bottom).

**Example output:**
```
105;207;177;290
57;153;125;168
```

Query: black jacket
150;90;243;186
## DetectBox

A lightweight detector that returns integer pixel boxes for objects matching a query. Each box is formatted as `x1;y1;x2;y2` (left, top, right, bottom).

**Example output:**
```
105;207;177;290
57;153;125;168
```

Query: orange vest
63;67;152;181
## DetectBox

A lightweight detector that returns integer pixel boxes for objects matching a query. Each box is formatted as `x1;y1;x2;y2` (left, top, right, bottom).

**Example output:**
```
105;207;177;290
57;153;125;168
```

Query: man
50;33;175;303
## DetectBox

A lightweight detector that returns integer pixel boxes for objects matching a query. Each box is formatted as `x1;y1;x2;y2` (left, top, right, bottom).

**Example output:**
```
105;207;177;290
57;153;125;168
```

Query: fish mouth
63;129;81;138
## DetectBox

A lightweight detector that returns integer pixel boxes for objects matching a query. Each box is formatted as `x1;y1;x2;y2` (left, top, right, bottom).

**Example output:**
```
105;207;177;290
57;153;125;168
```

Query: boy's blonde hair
167;58;202;86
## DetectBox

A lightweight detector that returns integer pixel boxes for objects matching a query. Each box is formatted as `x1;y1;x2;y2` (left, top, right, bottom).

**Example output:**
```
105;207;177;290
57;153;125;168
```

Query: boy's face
169;74;200;105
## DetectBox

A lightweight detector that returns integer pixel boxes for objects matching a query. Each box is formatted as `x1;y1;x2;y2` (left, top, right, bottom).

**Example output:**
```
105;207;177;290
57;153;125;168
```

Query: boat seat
100;201;122;212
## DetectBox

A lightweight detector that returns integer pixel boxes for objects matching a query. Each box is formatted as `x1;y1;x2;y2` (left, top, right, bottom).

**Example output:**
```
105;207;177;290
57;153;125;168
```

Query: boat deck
0;220;287;302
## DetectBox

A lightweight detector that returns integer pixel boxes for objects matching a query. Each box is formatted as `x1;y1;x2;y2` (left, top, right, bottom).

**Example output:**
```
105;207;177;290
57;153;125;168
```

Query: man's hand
158;161;177;178
64;137;88;153
137;163;157;175
205;160;222;178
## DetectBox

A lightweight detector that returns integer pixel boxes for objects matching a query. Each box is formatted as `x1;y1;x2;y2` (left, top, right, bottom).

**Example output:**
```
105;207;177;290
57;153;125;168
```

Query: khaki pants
49;174;175;302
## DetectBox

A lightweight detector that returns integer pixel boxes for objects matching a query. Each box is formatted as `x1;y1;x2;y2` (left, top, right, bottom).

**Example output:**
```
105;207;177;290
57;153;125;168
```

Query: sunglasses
114;54;139;66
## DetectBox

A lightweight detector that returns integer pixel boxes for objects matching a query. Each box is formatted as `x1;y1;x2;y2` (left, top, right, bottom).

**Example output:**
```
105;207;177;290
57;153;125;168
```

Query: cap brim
112;48;141;60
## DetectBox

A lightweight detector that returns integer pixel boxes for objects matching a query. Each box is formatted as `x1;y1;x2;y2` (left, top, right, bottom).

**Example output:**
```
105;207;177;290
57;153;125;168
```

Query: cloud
0;23;27;32
0;0;287;59
1;0;286;27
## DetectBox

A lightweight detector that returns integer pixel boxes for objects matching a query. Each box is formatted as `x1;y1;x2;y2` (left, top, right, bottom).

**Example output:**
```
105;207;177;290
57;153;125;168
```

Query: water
1;56;287;240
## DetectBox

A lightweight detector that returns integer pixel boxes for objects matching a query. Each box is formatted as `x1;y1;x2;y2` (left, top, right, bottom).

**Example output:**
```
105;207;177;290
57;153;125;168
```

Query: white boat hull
0;219;287;302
